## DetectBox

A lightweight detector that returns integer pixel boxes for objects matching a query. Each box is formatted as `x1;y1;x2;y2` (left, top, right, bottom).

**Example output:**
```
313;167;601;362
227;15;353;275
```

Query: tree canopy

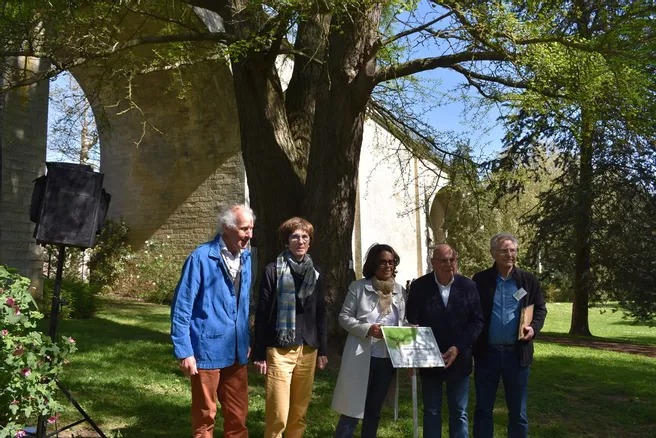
493;0;656;330
3;0;656;328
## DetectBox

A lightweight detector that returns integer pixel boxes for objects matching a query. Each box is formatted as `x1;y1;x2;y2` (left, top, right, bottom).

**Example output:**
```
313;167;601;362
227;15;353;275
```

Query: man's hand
519;325;535;341
179;356;198;377
254;360;267;375
317;355;328;370
367;323;383;339
442;346;459;369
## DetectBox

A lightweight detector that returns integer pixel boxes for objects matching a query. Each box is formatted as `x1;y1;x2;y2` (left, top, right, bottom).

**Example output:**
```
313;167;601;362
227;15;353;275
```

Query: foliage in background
42;278;100;320
437;145;499;276
112;237;182;304
42;245;89;281
491;1;656;331
86;221;181;304
87;219;132;289
0;266;77;437
594;176;656;326
438;144;548;278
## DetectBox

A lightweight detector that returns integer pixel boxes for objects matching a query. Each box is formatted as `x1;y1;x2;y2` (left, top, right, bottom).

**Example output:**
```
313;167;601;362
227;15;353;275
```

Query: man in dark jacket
472;232;547;438
407;244;484;438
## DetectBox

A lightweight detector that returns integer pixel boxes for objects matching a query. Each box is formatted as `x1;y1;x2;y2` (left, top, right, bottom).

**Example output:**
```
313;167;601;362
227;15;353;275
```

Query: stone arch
68;5;246;254
0;4;247;287
72;60;244;253
429;187;448;244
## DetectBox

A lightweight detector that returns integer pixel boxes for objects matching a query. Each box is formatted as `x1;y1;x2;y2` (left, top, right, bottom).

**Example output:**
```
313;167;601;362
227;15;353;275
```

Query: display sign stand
382;326;444;438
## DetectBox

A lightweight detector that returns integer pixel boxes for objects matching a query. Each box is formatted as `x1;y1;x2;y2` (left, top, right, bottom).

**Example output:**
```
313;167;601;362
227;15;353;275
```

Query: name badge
513;288;527;301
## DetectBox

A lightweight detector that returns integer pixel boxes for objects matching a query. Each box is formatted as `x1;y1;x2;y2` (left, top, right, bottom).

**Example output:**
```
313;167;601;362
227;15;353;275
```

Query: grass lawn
47;299;655;437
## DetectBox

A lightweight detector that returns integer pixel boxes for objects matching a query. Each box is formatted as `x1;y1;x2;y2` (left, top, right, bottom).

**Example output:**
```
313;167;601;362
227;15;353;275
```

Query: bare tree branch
373;50;506;84
368;98;481;167
448;64;527;90
381;10;453;47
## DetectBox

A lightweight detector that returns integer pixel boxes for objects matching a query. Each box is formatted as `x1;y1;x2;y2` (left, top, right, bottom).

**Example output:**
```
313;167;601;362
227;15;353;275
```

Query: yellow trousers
264;344;318;438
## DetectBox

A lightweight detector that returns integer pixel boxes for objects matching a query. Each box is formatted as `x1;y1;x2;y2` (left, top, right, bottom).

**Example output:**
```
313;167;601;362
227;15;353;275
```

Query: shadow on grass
540;330;656;348
43;299;656;438
527;344;656;438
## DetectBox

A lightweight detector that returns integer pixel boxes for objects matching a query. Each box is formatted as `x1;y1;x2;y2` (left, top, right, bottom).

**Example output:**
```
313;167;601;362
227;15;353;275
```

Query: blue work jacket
170;235;251;369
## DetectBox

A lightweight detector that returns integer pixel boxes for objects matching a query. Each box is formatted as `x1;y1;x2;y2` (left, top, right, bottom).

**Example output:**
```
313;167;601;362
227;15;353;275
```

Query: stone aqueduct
0;5;448;291
1;7;248;289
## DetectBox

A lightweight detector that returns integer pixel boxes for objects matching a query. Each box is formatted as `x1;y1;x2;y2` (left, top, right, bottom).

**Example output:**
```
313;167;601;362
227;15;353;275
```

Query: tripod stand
35;244;107;438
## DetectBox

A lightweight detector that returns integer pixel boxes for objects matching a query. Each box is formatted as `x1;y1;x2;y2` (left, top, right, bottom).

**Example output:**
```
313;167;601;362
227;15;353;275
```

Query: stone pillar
0;56;49;294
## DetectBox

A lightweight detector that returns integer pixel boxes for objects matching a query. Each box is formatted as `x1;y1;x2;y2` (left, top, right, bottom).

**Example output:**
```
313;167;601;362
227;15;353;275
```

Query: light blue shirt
488;274;520;345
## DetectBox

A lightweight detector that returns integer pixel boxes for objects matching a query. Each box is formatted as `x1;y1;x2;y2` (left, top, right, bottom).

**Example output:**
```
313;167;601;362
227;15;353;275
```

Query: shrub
88;219;131;288
115;236;182;304
42;278;100;319
540;274;573;302
0;266;77;437
42;245;88;281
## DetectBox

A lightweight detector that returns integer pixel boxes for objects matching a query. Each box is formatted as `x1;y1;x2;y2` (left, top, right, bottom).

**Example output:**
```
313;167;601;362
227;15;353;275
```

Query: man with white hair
472;232;547;438
171;204;255;438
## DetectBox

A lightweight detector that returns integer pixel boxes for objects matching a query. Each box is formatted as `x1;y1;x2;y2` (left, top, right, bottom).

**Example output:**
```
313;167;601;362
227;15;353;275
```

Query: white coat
331;278;406;418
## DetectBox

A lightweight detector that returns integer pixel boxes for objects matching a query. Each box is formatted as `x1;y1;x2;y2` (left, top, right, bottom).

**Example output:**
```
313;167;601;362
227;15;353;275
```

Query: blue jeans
473;346;530;438
334;357;395;438
420;372;470;438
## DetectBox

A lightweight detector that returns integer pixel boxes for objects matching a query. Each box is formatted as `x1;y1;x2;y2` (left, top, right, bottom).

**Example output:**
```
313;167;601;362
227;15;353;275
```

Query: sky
416;69;505;160
390;1;507;161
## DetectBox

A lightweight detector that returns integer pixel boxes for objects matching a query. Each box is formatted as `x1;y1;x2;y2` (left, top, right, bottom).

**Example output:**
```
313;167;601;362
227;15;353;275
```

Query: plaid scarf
275;250;317;346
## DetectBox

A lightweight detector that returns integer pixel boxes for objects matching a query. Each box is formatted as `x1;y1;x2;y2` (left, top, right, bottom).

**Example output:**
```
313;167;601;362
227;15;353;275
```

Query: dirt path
540;335;656;358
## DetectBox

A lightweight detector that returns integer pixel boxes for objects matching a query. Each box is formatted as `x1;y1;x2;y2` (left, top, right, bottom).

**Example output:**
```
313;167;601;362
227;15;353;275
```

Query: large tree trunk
231;57;304;269
217;1;383;333
303;4;382;332
570;110;593;336
219;0;305;269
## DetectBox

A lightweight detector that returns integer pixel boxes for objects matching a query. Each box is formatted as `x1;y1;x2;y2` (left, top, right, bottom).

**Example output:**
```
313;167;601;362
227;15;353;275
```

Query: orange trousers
190;363;248;438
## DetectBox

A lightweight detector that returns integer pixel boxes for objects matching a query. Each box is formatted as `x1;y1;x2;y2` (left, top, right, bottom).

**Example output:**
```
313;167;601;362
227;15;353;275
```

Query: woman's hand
317;355;328;370
254;360;267;375
367;323;384;339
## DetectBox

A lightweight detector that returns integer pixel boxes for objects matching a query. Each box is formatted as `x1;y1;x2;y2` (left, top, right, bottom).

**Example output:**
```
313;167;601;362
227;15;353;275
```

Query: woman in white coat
332;243;406;438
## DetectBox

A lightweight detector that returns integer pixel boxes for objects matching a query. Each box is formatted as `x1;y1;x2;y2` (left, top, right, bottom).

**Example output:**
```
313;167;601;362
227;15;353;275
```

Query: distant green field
542;302;656;346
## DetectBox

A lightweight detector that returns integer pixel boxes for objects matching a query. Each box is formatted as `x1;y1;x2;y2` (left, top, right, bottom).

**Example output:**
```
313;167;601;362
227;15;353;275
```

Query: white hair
490;232;518;252
217;204;255;232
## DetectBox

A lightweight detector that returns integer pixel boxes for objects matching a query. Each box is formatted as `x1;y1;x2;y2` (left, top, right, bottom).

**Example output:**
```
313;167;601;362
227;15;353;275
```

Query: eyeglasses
495;248;517;255
289;234;310;242
378;260;396;267
434;258;457;265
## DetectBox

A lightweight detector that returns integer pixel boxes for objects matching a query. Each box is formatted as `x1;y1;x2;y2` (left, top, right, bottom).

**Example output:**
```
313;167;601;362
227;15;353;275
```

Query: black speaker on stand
30;162;110;438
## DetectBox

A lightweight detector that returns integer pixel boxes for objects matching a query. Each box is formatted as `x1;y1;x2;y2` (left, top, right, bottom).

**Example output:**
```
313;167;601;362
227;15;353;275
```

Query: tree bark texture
215;1;383;332
303;4;382;330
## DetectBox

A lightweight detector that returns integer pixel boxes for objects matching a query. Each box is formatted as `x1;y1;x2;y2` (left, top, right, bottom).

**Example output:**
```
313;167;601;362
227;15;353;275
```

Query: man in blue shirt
472;233;547;438
171;204;255;438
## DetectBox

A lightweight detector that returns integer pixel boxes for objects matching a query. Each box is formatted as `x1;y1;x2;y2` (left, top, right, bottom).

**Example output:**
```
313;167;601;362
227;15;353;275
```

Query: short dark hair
278;217;314;245
362;244;400;279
